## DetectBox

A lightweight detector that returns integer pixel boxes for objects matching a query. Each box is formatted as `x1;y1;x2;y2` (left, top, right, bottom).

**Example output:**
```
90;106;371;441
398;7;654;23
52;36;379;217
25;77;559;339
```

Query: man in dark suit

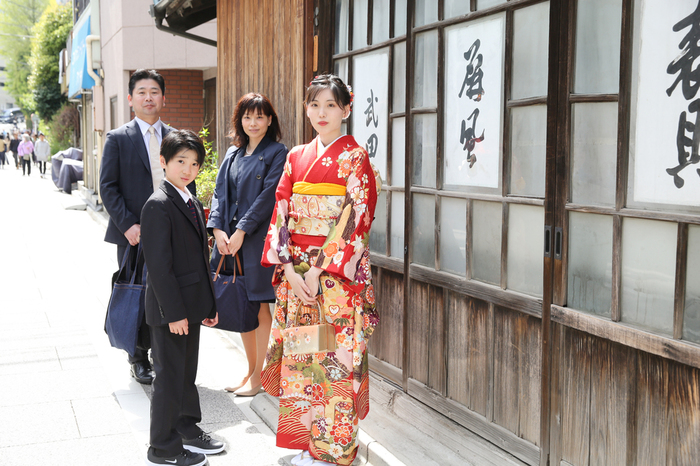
100;69;194;384
141;130;224;466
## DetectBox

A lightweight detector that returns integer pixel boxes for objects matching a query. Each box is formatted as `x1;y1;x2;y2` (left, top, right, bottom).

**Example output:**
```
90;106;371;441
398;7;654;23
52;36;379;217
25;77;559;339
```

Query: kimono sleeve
314;148;377;283
261;153;295;266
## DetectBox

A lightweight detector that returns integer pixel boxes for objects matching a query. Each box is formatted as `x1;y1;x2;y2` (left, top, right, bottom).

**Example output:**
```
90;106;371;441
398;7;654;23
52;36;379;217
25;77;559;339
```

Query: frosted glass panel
370;190;387;254
334;58;348;83
412;114;437;188
372;0;390;44
390;191;405;258
393;41;406;113
414;31;438;108
415;0;438;27
571;103;617;206
445;0;471;19
440;197;467;275
412;194;435;267
392;117;405;186
510;105;547;197
353;0;369;49
478;0;507;10
507;204;544;297
567;212;613;316
684;226;700;343
511;2;550;99
472;200;502;285
395;0;407;37
574;0;622;94
335;0;350;54
621;218;676;335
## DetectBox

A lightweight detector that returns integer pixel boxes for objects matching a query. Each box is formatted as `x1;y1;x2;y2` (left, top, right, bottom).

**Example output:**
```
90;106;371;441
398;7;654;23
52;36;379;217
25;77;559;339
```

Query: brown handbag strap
213;253;243;282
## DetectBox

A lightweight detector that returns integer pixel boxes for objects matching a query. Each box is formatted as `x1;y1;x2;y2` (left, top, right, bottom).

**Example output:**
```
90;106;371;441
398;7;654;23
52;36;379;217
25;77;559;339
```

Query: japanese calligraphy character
667;98;700;188
667;2;700;100
460;108;485;168
458;39;484;102
364;89;379;128
366;133;378;159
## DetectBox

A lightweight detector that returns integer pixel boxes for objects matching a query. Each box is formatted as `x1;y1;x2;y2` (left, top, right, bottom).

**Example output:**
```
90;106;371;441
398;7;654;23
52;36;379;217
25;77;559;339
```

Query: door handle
544;225;552;258
554;227;562;260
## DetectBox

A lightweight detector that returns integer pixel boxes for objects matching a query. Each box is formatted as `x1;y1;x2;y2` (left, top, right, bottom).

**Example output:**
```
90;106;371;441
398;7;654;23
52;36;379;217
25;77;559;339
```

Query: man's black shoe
182;432;225;455
131;360;154;385
145;447;206;466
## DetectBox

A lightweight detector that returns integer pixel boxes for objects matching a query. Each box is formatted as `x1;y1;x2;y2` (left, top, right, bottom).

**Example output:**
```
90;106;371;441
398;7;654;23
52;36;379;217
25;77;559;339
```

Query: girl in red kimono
260;74;380;466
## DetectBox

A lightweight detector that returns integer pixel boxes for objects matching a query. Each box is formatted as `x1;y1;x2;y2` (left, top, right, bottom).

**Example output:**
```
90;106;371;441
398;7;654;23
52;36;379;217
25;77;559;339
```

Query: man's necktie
187;199;201;234
148;126;163;192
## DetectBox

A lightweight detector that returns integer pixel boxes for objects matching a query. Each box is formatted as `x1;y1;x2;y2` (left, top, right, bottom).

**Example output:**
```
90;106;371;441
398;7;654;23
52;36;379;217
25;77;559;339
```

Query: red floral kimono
261;135;380;465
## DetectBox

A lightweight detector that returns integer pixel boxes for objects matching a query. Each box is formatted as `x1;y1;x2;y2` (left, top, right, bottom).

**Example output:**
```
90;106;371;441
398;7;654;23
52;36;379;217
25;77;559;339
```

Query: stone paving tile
71;396;131;437
0;346;61;375
0;368;113;407
0;433;144;466
55;343;101;370
0;400;80;448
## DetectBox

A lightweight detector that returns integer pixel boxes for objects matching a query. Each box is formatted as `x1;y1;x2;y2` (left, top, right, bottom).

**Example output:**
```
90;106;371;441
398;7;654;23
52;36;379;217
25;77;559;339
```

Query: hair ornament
346;84;354;108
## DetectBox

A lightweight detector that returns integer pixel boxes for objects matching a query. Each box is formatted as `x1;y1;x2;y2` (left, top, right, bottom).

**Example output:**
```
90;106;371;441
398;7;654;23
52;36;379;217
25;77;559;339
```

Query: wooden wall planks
216;0;310;156
368;267;404;371
555;327;700;466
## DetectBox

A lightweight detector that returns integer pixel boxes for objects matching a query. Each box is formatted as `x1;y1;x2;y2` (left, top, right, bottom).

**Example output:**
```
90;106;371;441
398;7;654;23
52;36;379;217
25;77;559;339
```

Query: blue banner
68;16;96;98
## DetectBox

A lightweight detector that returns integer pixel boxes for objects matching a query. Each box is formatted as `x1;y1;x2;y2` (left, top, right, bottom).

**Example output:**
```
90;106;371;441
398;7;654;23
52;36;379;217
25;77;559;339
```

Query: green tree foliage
197;127;219;208
0;0;50;114
45;102;79;154
27;1;71;121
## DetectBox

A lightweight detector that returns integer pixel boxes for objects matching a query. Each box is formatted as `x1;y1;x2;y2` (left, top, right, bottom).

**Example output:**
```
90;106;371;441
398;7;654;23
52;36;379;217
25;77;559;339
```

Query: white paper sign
444;14;505;189
352;48;390;180
634;1;700;206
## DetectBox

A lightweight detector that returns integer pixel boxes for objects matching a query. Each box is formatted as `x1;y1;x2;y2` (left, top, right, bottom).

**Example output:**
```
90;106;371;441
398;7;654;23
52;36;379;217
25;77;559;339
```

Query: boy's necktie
186;199;201;234
148;126;163;192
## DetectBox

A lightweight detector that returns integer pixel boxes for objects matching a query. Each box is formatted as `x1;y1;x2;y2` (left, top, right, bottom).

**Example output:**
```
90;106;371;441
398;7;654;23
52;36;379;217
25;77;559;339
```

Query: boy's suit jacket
99;119;195;246
140;180;216;327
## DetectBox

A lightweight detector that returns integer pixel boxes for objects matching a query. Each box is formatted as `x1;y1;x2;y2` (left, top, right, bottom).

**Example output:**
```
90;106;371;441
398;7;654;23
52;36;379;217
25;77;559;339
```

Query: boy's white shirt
165;178;193;204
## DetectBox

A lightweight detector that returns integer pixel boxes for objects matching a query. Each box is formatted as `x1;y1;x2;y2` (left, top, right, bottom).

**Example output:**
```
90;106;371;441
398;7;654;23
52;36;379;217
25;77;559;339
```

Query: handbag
282;295;336;356
105;244;146;357
212;254;259;332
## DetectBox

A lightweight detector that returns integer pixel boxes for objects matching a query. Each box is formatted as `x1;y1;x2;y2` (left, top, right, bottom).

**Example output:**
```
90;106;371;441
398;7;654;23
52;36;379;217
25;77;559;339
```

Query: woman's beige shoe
233;383;263;397
224;375;251;393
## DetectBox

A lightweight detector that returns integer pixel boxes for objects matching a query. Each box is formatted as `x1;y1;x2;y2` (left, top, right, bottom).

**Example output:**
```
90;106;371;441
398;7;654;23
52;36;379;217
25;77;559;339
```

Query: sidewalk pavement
0;167;294;466
0;165;523;466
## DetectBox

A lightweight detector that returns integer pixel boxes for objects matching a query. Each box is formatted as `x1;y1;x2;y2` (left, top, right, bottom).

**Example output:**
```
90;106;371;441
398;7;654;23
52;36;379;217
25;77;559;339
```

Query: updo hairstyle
304;74;353;110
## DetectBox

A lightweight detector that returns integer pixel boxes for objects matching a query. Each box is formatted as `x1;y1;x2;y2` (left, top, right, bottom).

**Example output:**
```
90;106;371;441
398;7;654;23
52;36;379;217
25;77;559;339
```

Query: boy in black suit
140;130;225;466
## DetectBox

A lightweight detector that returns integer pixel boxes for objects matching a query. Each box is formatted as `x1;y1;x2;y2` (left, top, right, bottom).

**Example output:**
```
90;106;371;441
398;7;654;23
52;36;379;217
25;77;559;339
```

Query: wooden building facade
217;1;700;464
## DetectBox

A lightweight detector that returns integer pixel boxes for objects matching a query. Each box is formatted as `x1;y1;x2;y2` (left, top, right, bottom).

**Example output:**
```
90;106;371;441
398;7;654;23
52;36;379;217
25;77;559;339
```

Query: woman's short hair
229;93;282;148
304;74;352;109
21;134;30;141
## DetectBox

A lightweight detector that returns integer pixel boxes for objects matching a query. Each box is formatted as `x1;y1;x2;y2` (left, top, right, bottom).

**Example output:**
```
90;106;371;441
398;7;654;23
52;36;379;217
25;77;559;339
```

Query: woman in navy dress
207;93;287;395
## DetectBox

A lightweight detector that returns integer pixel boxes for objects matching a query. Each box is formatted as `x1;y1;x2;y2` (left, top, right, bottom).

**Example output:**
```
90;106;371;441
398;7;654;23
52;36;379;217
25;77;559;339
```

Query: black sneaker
182;432;225;455
145;447;206;466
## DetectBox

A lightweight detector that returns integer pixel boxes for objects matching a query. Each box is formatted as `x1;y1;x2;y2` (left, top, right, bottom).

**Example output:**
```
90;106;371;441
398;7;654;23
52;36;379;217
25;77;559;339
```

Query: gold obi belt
288;182;346;237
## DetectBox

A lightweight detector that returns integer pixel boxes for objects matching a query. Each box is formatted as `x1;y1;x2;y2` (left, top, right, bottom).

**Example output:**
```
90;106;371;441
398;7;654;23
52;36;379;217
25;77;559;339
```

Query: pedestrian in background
34;133;50;178
0;133;8;169
207;93;287;396
9;131;19;169
260;74;381;466
18;133;34;176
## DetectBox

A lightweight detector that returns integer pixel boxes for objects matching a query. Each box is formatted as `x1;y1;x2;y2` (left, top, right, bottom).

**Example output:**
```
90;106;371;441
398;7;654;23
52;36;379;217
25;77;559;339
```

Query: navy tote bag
212;254;259;332
105;244;146;356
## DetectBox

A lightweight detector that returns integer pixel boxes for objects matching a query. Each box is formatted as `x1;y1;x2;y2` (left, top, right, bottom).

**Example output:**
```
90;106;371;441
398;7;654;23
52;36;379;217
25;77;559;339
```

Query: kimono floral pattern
261;136;380;465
